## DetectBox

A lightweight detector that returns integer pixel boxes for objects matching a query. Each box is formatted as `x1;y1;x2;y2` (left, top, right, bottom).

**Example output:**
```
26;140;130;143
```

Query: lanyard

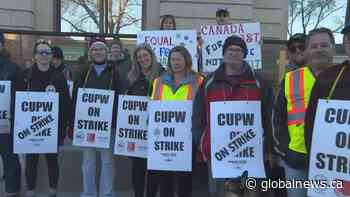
327;65;347;101
83;66;114;90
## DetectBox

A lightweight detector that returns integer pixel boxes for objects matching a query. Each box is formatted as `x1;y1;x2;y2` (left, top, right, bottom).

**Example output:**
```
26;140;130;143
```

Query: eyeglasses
288;44;305;53
226;47;243;54
36;50;52;56
36;39;52;46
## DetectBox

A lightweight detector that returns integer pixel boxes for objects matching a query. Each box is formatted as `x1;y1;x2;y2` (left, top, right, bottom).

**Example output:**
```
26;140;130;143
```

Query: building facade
144;0;288;40
0;0;288;40
0;0;56;31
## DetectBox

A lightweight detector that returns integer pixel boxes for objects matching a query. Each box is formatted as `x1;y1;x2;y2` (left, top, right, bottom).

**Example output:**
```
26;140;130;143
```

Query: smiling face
223;45;244;68
90;43;107;64
136;49;152;70
169;51;186;74
34;44;52;67
162;18;176;30
216;11;230;25
306;32;335;67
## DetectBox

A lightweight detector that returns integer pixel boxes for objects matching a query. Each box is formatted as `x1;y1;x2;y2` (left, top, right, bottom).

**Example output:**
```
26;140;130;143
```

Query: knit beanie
222;35;248;58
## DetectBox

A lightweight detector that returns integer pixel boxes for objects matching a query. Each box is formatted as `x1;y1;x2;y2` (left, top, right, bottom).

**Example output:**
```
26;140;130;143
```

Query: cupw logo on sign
87;133;96;143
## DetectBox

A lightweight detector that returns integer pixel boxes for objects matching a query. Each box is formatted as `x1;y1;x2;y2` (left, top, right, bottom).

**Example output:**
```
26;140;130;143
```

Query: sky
61;0;142;34
289;0;347;43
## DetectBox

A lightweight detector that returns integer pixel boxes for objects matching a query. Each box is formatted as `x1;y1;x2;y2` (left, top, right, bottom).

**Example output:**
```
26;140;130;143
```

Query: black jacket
272;68;316;169
72;63;124;131
0;50;20;153
16;64;71;146
125;74;149;96
305;61;350;158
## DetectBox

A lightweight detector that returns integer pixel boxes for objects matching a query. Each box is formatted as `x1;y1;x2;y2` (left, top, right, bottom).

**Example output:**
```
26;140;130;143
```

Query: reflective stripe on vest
151;76;203;101
285;67;315;154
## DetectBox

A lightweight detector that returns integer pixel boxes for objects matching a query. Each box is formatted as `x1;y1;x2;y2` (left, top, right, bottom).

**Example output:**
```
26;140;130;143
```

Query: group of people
1;7;350;197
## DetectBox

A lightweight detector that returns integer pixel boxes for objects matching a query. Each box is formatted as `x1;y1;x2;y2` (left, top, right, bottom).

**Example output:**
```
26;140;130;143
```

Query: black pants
132;157;147;197
25;153;59;190
146;170;192;197
0;153;21;193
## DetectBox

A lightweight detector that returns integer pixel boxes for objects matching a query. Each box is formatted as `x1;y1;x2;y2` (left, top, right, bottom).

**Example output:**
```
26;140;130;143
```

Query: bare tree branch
62;0;141;34
289;0;345;36
316;6;345;27
62;17;88;32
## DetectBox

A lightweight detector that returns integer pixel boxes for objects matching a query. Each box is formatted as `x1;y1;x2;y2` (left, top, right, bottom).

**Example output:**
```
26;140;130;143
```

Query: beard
309;50;333;68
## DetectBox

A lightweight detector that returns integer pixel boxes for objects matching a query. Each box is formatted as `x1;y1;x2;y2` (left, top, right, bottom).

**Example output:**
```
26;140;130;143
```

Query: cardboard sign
114;95;149;158
210;101;266;178
137;30;198;71
201;22;262;72
13;92;59;153
308;99;350;196
147;101;192;171
0;81;11;134
73;88;115;148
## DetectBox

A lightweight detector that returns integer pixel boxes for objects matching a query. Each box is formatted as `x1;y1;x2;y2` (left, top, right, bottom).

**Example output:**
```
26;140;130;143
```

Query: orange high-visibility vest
285;67;315;154
151;75;203;101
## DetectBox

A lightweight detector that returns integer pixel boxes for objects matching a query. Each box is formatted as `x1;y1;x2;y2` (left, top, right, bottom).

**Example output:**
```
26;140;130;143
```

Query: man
72;37;123;197
216;8;230;25
51;46;74;81
193;35;273;197
198;8;232;73
304;25;350;196
109;38;131;83
270;33;307;197
0;33;21;197
286;33;307;71
273;27;336;197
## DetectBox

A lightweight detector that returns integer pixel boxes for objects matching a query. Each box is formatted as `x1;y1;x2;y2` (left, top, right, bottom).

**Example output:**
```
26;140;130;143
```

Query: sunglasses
36;50;52;56
36;39;51;45
288;44;305;53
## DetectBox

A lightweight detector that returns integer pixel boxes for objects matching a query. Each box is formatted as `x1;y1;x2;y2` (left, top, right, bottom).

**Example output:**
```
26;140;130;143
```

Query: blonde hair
128;43;162;84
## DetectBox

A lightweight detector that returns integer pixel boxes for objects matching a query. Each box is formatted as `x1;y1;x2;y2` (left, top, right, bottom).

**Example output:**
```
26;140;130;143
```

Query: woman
147;46;203;197
18;39;71;197
128;43;163;84
160;15;176;30
127;43;163;197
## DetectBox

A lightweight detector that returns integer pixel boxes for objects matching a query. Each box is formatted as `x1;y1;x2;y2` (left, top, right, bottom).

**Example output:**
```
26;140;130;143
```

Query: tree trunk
98;0;104;33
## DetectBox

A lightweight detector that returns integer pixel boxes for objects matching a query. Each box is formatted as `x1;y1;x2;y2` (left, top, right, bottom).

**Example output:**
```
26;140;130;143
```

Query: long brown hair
128;43;162;84
167;46;193;75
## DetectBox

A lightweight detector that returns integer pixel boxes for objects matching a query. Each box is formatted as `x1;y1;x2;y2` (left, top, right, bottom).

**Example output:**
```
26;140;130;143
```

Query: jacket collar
213;61;253;85
160;71;197;90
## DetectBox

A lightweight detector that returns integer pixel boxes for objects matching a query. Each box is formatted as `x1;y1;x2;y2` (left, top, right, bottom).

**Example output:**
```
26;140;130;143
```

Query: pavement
0;140;211;197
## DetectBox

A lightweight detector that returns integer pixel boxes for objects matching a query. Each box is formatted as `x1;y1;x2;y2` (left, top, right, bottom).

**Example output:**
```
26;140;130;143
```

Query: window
60;0;142;34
